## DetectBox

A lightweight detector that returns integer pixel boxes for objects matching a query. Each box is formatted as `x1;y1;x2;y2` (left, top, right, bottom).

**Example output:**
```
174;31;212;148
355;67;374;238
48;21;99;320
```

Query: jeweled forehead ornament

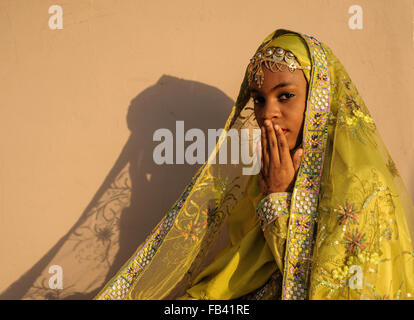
247;46;311;88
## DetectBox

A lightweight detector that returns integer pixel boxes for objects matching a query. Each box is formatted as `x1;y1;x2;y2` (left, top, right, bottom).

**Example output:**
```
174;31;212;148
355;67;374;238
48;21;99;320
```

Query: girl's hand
259;120;303;196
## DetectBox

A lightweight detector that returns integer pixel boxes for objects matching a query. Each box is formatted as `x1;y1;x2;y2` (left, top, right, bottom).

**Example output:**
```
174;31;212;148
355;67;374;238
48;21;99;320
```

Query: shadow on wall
0;75;234;299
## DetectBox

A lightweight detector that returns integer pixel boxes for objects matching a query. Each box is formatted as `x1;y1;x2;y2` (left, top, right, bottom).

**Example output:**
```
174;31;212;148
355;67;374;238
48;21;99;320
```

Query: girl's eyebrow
249;81;295;94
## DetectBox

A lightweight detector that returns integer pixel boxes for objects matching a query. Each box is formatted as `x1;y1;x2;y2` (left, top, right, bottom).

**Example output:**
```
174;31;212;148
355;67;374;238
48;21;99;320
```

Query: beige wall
0;0;413;298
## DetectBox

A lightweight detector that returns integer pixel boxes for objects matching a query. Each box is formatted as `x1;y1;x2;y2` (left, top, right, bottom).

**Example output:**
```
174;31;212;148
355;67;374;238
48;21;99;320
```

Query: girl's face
249;66;308;151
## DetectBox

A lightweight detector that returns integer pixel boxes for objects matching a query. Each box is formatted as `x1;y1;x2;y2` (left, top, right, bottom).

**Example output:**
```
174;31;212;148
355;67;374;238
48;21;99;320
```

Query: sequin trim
256;193;292;230
281;33;331;300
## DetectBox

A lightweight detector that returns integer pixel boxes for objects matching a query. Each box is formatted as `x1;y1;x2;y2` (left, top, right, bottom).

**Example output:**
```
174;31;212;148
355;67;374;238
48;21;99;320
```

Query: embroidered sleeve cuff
256;192;292;229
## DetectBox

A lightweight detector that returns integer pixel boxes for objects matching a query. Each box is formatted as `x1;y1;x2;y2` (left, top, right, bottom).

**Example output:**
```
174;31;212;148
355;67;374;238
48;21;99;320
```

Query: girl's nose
262;100;281;122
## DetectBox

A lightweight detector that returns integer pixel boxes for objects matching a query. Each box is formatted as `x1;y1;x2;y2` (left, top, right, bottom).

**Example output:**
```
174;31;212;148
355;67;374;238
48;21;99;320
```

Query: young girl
95;29;414;300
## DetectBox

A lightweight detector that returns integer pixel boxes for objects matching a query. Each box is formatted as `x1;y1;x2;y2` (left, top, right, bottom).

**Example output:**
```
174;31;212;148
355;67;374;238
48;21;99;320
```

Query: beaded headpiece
247;46;311;88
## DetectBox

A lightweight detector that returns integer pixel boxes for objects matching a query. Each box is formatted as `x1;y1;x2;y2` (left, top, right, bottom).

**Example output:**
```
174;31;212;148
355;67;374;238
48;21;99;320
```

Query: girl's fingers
259;139;264;177
261;126;269;177
292;148;304;173
274;124;291;168
265;120;280;167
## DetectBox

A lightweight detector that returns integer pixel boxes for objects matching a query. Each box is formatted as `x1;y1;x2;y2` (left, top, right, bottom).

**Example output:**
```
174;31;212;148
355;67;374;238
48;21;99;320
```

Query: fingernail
275;124;280;131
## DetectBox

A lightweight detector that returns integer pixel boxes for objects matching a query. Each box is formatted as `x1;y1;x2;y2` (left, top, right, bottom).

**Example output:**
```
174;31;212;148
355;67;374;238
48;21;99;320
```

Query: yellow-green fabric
180;178;293;300
94;29;414;300
265;33;312;81
178;33;313;300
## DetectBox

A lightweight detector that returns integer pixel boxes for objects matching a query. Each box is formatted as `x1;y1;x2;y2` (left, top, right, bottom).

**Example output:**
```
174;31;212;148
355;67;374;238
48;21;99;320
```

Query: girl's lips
282;128;288;134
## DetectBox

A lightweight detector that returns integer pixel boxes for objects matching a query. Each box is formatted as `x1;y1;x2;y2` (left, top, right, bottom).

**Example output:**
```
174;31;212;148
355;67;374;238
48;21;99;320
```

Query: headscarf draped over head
263;33;312;82
95;29;414;300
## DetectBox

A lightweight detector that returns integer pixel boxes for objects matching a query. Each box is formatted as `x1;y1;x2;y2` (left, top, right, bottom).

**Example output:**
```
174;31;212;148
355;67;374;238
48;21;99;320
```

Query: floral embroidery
331;265;349;281
338;96;376;145
343;79;351;90
341;95;374;126
295;215;311;232
201;204;219;228
384;227;392;241
345;94;359;110
351;109;374;125
386;157;399;178
199;292;209;300
290;262;306;280
342;110;374;129
331;251;381;282
212;172;241;208
317;70;328;85
344;228;369;255
304;175;318;190
180;221;202;241
309;134;322;150
125;262;140;282
320;184;397;298
335;200;360;225
311;112;325;129
152;233;163;248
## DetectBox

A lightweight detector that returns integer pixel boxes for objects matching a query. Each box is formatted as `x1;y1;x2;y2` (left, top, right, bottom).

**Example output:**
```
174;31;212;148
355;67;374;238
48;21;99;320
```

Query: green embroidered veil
92;29;414;300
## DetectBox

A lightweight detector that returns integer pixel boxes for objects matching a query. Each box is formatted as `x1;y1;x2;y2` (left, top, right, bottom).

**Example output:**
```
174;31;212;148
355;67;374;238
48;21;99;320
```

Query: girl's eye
252;93;294;104
279;92;295;101
253;96;264;104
